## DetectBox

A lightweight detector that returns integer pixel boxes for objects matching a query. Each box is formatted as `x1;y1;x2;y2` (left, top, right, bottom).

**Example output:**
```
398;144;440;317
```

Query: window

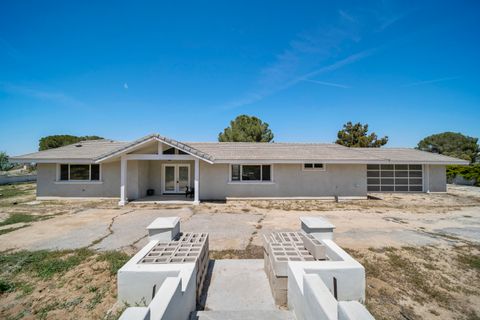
163;147;188;155
230;164;272;182
231;164;240;181
58;164;101;181
242;165;261;180
163;147;176;154
303;163;325;171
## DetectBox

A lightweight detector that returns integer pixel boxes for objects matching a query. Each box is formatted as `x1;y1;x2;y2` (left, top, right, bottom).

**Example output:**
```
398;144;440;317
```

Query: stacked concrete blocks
139;232;209;301
263;232;316;306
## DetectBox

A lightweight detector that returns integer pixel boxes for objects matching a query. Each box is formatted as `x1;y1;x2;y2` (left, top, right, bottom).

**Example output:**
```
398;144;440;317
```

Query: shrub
447;164;480;186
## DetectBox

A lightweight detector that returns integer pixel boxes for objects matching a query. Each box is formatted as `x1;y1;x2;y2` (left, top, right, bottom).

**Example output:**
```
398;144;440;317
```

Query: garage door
367;164;423;192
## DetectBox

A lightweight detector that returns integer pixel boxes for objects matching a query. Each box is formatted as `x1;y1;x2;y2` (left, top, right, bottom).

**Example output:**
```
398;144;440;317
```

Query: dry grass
347;244;480;320
0;249;131;320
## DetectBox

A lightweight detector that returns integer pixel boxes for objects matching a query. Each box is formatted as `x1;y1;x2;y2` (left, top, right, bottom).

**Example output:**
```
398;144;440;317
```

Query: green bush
447;164;480;186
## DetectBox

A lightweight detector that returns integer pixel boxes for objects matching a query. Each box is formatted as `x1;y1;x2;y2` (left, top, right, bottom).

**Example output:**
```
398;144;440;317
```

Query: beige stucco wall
36;161;446;199
198;163;367;199
37;159;196;200
427;165;447;192
37;162;120;198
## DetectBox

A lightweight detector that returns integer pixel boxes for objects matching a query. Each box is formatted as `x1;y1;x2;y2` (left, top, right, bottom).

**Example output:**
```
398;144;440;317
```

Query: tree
39;135;104;151
417;132;479;163
218;115;274;142
0;151;13;171
336;122;388;147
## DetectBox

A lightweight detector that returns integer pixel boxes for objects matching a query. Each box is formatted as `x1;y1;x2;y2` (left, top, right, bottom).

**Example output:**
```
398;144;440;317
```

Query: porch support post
194;158;200;205
119;156;128;206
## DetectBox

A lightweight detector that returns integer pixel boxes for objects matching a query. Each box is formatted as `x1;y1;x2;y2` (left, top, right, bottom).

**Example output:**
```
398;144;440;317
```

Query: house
12;133;468;205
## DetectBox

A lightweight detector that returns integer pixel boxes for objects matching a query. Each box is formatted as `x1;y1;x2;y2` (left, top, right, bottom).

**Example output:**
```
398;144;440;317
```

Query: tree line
1;115;478;184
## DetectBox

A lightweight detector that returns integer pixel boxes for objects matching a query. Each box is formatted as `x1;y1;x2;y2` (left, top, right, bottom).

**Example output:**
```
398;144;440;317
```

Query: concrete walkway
204;259;278;311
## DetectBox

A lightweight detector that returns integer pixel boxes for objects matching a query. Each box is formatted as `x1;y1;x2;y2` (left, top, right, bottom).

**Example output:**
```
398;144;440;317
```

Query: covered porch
95;134;213;206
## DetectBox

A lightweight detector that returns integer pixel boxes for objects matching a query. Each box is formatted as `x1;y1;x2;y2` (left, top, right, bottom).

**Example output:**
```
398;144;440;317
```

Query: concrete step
190;310;296;320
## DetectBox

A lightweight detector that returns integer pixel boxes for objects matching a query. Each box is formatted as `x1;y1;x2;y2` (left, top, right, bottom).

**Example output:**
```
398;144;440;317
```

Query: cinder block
300;216;335;240
302;235;326;260
147;217;180;242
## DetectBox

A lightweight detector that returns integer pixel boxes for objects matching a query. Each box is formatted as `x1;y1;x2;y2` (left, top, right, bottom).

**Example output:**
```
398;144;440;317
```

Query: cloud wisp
401;76;460;87
301;79;350;89
0;83;86;108
221;5;396;109
224;47;374;109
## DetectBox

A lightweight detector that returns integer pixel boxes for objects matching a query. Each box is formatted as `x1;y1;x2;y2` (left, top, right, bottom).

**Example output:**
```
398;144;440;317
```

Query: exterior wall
36;160;447;200
126;160;151;200
199;163;367;200
427;165;447;192
36;162;120;198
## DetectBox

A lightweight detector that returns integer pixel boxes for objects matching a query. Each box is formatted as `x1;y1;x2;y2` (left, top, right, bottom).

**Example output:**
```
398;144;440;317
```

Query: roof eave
10;158;95;164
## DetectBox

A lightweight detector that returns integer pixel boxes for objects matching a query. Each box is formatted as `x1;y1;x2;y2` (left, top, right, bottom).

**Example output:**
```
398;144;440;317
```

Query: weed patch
0;248;94;279
96;251;131;275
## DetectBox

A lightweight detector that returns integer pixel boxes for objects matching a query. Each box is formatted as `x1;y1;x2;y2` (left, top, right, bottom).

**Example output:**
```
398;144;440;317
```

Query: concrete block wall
117;217;209;320
286;217;374;320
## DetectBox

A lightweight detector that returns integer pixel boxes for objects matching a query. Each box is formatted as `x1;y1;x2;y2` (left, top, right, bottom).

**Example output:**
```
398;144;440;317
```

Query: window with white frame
303;163;325;171
231;164;272;182
59;164;101;181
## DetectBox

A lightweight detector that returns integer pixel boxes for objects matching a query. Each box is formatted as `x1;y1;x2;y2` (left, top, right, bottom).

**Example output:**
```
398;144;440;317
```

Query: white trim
12;157;467;166
226;196;368;201
302;163;326;171
14;158;94;164
194;158;199;204
95;136;214;164
119;156;127;205
424;164;430;193
227;181;276;185
162;163;191;194
124;154;195;161
54;181;104;185
217;159;468;165
37;196;117;201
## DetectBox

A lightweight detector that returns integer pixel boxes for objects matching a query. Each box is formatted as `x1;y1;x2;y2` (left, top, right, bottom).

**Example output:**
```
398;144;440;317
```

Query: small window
303;163;325;171
231;164;240;181
163;147;176;154
60;164;69;181
91;164;100;180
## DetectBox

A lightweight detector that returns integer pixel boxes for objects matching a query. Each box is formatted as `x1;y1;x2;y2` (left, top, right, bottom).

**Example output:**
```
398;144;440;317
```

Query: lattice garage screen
367;164;423;192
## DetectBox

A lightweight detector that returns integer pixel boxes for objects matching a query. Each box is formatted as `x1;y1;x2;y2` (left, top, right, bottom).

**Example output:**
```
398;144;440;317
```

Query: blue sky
1;0;479;155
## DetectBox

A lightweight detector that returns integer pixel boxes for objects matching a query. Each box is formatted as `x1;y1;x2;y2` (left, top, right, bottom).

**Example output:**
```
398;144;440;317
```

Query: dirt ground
0;182;479;319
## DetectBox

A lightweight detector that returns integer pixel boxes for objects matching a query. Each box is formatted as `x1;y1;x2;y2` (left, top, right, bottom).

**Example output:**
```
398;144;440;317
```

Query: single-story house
12;133;468;205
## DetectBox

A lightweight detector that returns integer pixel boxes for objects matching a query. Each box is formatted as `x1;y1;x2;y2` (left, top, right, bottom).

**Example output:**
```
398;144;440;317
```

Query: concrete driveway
0;187;479;252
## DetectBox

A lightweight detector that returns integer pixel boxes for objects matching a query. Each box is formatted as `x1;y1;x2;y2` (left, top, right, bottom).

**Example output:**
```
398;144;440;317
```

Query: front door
163;164;190;194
